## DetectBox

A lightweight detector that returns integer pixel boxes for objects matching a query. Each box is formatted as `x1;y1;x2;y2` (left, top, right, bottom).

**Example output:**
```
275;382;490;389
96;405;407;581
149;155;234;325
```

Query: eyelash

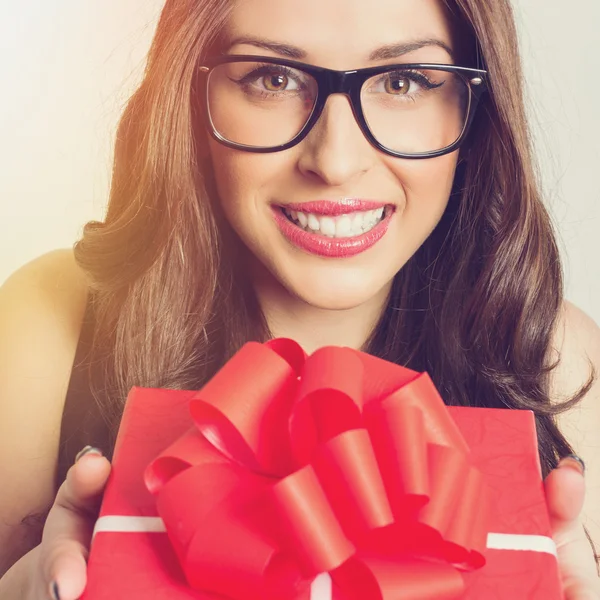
234;65;308;93
377;71;444;97
385;70;441;90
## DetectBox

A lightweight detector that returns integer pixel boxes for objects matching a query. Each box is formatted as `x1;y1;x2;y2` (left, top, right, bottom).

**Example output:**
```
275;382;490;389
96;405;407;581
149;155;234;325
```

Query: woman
1;0;599;597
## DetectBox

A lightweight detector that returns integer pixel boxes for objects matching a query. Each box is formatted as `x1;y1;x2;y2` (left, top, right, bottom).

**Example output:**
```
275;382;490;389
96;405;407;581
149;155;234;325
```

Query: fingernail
50;581;61;600
559;454;586;475
75;445;103;462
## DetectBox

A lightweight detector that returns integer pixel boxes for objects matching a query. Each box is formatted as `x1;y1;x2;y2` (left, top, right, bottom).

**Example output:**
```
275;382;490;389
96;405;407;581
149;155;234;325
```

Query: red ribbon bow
145;339;490;600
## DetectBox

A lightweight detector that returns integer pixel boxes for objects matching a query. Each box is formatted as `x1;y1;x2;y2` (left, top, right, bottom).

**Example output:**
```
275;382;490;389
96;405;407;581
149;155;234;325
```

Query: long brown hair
75;0;594;477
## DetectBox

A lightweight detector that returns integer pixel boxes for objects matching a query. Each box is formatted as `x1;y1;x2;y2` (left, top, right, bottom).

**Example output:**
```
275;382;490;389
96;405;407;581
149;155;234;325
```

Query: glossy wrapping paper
82;340;563;599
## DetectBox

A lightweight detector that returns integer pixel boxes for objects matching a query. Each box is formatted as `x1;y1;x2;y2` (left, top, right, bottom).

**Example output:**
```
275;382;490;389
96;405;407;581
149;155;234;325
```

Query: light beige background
1;1;598;323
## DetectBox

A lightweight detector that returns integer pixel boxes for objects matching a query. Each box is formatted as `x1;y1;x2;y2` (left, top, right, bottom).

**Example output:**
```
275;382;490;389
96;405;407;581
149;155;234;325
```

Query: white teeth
351;213;364;235
320;216;336;237
283;207;388;238
297;212;308;227
307;214;320;231
335;215;352;237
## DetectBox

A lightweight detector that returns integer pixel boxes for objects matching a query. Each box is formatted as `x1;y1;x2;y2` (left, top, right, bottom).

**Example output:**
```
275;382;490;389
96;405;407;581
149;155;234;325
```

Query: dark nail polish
75;445;103;462
50;581;61;600
560;454;586;475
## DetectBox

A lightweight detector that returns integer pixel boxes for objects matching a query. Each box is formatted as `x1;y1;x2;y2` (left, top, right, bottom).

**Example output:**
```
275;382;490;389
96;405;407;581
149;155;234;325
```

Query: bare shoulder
550;300;600;400
2;247;89;305
0;248;89;565
550;300;600;544
0;248;89;366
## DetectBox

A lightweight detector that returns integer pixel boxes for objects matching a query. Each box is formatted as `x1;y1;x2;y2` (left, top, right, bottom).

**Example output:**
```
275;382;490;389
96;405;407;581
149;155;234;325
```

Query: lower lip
272;207;392;258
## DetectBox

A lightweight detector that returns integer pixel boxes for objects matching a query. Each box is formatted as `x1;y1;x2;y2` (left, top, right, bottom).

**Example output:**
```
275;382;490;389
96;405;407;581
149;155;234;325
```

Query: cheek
208;147;248;215
208;142;287;220
391;153;457;229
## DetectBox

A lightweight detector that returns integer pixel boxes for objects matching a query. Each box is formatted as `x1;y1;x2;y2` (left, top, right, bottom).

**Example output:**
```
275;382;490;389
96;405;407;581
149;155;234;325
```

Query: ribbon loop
314;430;394;540
272;465;356;575
145;339;491;600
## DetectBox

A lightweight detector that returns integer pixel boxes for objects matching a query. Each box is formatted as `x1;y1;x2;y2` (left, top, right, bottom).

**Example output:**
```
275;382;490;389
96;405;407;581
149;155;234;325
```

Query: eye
257;69;301;92
231;64;309;95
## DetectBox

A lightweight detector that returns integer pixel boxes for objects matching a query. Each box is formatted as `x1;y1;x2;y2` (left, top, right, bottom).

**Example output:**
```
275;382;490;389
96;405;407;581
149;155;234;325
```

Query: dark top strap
55;297;111;489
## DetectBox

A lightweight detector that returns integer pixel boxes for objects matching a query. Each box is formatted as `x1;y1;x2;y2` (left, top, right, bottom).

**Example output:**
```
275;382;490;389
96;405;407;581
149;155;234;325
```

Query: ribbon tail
333;556;465;600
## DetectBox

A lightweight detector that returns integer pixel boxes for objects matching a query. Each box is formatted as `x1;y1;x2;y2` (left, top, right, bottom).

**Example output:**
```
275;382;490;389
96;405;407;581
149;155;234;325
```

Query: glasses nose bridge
318;69;362;127
324;68;359;99
307;68;371;152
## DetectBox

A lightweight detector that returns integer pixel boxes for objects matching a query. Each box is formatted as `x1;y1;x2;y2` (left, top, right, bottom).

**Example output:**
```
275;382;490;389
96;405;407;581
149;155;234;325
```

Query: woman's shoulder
0;248;89;558
2;246;89;299
550;300;600;401
550;299;600;437
550;300;600;545
0;248;89;371
0;246;89;433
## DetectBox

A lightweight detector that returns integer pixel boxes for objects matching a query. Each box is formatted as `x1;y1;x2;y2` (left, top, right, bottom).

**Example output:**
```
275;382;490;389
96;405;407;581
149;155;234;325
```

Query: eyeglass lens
206;61;471;155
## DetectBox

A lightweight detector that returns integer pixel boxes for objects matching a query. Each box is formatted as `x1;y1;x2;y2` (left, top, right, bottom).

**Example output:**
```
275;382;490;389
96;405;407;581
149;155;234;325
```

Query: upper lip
278;199;390;216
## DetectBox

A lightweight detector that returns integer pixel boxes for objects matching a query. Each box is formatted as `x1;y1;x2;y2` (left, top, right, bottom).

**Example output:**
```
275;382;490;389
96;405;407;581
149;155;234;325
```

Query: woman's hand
545;456;600;600
0;447;111;600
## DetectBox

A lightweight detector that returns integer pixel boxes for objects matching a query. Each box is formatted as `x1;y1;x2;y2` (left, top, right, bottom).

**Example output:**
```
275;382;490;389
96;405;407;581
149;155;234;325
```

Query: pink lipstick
272;200;393;258
283;199;387;216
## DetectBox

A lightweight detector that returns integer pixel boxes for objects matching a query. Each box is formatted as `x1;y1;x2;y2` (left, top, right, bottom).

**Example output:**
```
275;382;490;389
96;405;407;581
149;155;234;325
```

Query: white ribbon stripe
93;515;557;556
94;515;166;535
487;532;557;556
92;516;557;600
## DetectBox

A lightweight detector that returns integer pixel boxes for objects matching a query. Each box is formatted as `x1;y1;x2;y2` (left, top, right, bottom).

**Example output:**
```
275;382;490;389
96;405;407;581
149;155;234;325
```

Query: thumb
41;447;111;600
544;455;586;538
544;458;600;600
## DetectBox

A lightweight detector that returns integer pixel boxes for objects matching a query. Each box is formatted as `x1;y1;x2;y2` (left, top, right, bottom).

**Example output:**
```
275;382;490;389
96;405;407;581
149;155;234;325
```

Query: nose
296;94;377;187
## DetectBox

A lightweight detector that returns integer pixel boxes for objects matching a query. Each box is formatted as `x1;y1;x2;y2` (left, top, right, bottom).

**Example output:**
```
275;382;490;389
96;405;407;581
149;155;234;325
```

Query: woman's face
207;0;459;310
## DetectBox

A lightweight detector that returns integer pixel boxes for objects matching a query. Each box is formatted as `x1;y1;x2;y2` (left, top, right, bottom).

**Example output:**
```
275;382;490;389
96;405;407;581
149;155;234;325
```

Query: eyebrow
226;36;455;62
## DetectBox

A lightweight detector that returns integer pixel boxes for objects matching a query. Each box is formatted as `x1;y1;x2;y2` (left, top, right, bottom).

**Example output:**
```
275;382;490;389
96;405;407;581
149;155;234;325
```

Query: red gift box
82;341;563;600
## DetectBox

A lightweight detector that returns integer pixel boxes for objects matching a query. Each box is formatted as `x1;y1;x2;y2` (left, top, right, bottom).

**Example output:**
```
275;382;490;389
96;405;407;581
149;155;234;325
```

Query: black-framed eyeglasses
197;55;488;159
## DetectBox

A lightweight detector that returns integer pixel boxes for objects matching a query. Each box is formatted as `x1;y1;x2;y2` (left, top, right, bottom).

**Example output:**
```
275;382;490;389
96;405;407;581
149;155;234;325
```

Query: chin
297;290;368;311
283;270;393;312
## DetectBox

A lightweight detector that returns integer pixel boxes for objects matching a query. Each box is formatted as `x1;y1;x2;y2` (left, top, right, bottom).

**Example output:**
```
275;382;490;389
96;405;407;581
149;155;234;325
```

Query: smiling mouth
280;205;393;238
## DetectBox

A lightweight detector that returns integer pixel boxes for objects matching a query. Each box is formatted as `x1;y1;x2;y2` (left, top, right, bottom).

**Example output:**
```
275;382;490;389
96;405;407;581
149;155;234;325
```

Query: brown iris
263;73;288;91
384;75;410;95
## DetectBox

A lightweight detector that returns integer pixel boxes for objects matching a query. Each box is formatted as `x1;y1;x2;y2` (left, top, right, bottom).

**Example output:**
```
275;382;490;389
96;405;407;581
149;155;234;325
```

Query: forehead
223;0;455;66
